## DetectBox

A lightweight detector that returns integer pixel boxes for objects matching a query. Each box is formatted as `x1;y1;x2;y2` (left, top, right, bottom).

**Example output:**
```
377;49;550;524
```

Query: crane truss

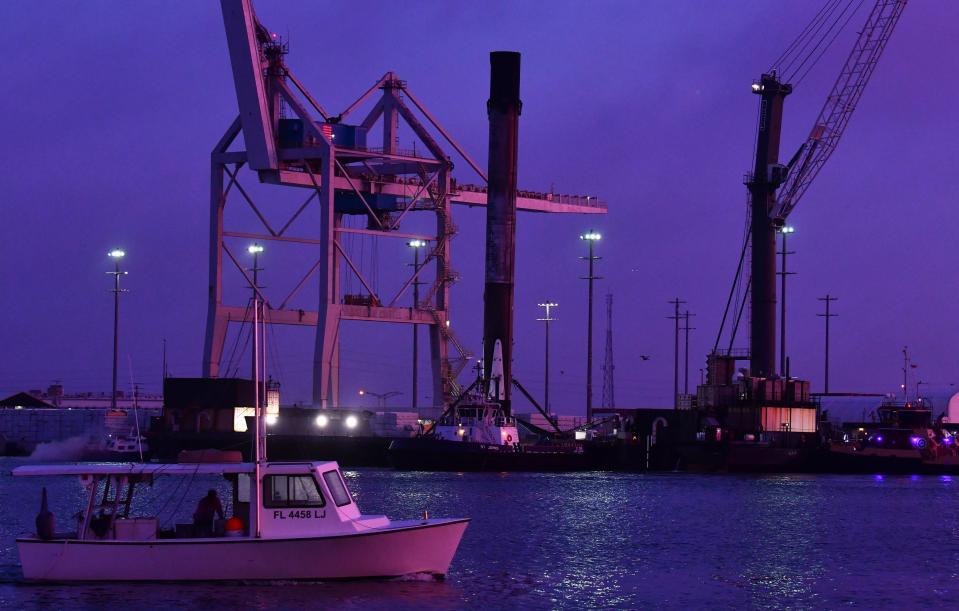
773;0;907;221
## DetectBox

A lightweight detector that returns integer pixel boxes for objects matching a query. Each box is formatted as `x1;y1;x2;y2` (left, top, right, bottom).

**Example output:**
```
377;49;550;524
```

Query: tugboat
388;396;592;471
388;344;595;471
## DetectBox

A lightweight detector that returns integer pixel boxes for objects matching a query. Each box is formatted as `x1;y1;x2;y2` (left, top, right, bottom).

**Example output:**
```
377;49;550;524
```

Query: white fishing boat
15;460;468;581
15;283;468;582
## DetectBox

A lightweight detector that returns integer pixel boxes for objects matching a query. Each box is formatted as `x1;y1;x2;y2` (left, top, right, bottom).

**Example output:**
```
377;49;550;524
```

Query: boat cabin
14;461;389;542
433;402;519;446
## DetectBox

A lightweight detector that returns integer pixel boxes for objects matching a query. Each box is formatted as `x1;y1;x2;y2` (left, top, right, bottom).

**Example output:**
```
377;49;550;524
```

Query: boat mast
253;292;262;538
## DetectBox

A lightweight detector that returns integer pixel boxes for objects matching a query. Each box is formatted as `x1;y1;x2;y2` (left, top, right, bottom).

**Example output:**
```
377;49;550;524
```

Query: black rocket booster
482;51;521;415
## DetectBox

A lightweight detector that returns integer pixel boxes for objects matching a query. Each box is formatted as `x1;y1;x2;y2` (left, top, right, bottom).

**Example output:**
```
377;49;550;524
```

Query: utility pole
107;249;127;412
817;294;837;394
778;226;795;377
537;302;558;415
602;293;615;409
580;231;602;423
409;240;427;411
667;298;686;409
682;310;695;395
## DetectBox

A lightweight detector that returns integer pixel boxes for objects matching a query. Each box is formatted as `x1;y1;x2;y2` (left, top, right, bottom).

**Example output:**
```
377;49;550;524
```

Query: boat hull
675;442;818;473
388;437;599;471
17;519;468;582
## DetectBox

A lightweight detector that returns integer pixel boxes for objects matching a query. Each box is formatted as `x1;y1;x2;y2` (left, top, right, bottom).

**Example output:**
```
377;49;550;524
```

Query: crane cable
788;0;866;86
770;0;865;85
770;0;842;74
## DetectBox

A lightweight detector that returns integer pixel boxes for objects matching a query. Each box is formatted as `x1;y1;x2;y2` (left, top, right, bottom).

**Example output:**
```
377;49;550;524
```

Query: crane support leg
428;321;449;420
312;149;340;407
203;158;229;377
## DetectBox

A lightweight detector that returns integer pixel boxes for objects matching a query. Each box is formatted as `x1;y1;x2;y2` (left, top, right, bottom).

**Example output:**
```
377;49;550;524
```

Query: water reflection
2;461;957;608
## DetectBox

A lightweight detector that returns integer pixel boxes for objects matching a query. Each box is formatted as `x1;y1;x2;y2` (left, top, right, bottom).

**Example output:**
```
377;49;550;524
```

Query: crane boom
220;0;277;171
772;0;906;221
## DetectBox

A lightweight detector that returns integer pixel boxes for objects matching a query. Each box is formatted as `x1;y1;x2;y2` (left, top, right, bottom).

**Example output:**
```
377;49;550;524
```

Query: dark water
1;458;957;609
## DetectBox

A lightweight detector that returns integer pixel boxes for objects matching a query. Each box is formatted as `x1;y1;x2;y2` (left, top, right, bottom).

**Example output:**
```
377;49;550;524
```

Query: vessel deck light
579;232;602;241
248;244;264;254
345;415;358;429
315;414;329;428
108;249;125;259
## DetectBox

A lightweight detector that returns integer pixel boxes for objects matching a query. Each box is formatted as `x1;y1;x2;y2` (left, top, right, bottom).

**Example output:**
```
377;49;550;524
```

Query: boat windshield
263;474;326;508
322;470;352;507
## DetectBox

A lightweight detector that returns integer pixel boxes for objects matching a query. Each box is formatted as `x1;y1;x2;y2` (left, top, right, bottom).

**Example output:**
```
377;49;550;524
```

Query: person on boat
193;489;224;536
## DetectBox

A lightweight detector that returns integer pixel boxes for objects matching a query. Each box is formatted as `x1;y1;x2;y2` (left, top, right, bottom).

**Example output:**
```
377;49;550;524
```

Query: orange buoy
225;516;244;537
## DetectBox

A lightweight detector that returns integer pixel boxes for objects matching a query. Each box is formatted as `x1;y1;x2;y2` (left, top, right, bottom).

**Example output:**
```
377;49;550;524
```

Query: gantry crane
715;0;907;378
206;0;606;413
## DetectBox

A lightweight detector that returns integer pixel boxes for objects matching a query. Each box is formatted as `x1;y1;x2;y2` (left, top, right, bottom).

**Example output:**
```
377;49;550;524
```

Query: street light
537;302;558;415
778;225;795;377
248;244;264;382
580;231;602;423
107;249;128;412
247;243;264;289
408;239;428;411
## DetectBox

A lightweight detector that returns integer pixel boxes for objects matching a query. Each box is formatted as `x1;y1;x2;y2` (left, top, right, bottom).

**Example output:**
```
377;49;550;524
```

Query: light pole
358;389;403;409
778;226;795;377
580;232;602;424
537;301;558;415
107;249;127;412
248;243;264;380
408;240;427;411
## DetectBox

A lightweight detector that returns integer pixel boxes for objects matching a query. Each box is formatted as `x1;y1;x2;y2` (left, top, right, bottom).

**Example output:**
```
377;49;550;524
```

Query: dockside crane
208;0;605;413
715;0;907;378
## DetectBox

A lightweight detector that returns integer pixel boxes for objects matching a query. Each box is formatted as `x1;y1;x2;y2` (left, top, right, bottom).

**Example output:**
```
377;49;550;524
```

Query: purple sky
2;1;957;413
